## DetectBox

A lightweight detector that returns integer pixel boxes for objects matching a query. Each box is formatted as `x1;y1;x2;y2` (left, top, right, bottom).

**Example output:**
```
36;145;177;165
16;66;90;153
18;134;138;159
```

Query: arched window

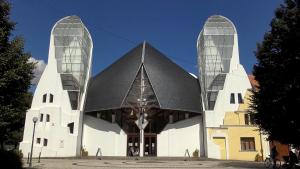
40;114;44;122
46;114;50;122
50;94;54;103
42;94;47;103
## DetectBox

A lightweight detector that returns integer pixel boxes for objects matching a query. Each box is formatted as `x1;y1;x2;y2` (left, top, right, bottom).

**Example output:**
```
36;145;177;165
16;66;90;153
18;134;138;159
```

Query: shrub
254;153;263;162
81;147;88;157
14;149;23;159
0;149;23;169
193;149;199;157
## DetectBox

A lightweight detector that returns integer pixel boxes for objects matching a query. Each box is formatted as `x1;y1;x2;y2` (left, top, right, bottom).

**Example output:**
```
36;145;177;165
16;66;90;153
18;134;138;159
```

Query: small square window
230;93;235;104
43;139;48;146
42;94;47;103
240;137;255;151
50;94;54;103
36;138;41;144
40;114;44;122
46;114;50;122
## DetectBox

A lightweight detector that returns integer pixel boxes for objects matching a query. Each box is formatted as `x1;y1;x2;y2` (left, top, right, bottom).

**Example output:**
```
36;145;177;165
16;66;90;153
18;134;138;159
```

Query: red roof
248;75;259;90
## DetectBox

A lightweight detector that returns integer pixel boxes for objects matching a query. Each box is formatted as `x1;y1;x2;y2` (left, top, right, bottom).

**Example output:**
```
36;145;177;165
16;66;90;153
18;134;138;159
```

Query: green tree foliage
0;0;34;149
251;0;300;147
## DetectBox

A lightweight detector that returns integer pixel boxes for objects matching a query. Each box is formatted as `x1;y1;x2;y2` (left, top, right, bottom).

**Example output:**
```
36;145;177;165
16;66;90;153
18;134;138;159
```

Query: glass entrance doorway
127;133;157;156
144;134;156;156
127;134;139;156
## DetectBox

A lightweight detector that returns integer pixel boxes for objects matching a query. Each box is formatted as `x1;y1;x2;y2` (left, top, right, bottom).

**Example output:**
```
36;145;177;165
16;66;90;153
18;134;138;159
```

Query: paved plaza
25;158;266;169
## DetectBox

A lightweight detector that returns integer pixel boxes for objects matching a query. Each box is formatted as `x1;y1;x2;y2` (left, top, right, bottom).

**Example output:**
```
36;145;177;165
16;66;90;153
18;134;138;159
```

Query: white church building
20;15;269;160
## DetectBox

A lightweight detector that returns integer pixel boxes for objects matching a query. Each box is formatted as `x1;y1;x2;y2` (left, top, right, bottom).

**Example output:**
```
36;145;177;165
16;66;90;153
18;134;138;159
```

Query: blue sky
11;0;282;76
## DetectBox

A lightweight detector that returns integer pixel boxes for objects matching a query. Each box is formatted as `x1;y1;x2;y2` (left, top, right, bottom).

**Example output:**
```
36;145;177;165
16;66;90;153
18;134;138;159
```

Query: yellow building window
244;113;254;125
240;137;255;151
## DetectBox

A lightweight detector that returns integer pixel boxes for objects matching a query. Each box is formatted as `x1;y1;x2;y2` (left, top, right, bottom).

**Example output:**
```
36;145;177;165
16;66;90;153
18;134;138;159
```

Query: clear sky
10;0;282;77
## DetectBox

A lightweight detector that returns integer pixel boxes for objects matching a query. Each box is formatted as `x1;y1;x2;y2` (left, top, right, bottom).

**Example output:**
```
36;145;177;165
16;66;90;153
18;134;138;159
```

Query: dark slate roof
84;42;202;114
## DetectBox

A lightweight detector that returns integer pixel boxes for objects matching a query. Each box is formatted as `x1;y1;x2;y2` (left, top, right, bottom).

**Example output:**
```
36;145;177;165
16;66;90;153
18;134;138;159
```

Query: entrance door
127;134;139;156
144;134;157;156
213;137;227;159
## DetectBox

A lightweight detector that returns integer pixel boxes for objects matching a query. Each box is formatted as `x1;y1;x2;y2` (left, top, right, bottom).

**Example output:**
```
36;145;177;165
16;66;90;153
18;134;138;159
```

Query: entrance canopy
84;42;202;114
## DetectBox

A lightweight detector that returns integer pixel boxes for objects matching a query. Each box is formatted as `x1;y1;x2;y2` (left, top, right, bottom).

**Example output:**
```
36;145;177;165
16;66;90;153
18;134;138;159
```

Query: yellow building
207;90;270;161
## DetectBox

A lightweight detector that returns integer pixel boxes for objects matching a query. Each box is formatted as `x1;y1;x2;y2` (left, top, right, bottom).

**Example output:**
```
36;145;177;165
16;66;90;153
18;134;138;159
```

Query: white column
140;128;144;157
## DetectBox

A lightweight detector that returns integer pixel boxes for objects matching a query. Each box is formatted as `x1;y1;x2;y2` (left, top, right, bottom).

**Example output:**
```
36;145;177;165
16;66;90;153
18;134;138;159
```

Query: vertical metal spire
141;40;146;63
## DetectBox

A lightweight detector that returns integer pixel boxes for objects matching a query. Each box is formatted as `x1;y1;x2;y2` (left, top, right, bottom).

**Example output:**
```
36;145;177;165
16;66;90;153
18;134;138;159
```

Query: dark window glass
245;114;250;125
245;114;254;125
67;122;74;134
43;139;48;146
46;114;50;122
241;137;255;151
230;93;235;104
50;94;54;103
40;114;44;122
178;112;185;121
68;91;79;110
238;93;244;104
250;114;255;124
42;94;47;103
36;138;41;144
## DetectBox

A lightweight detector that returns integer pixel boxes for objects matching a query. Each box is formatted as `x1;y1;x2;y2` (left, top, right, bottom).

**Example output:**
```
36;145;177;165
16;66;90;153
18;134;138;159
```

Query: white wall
19;16;93;157
157;116;203;157
82;115;127;156
205;65;251;128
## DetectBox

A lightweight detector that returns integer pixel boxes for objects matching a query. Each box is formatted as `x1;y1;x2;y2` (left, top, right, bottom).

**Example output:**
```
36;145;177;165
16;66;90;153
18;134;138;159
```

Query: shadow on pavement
219;161;265;168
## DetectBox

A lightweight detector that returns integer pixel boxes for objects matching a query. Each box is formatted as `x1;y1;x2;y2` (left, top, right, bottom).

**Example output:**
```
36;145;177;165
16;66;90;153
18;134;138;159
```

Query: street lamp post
29;117;38;168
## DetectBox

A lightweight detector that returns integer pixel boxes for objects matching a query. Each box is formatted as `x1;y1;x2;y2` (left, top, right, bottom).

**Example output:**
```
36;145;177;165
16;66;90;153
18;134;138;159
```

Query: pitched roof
84;42;202;114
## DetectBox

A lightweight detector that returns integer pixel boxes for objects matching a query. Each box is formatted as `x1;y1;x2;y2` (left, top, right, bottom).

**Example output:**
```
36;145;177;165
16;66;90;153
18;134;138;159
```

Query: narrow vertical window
67;122;74;134
230;93;235;104
50;94;54;103
238;93;244;104
46;114;50;122
40;114;44;122
42;94;47;103
36;138;41;144
250;113;255;125
244;114;250;125
43;139;48;146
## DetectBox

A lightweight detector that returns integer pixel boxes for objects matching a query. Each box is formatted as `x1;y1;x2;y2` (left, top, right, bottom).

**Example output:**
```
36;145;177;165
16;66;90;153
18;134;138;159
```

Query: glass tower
197;15;236;110
52;16;92;109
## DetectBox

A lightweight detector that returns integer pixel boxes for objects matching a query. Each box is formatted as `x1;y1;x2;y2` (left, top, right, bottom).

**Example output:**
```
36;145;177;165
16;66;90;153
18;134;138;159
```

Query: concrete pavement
24;158;266;169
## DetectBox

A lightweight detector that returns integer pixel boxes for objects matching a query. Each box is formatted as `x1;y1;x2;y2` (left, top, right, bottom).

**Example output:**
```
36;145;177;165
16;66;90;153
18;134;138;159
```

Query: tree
251;0;300;147
0;0;34;149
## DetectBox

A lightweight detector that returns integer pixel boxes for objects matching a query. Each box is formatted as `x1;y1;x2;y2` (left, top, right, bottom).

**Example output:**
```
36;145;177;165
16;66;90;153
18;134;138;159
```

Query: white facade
20;15;266;160
20;16;93;157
